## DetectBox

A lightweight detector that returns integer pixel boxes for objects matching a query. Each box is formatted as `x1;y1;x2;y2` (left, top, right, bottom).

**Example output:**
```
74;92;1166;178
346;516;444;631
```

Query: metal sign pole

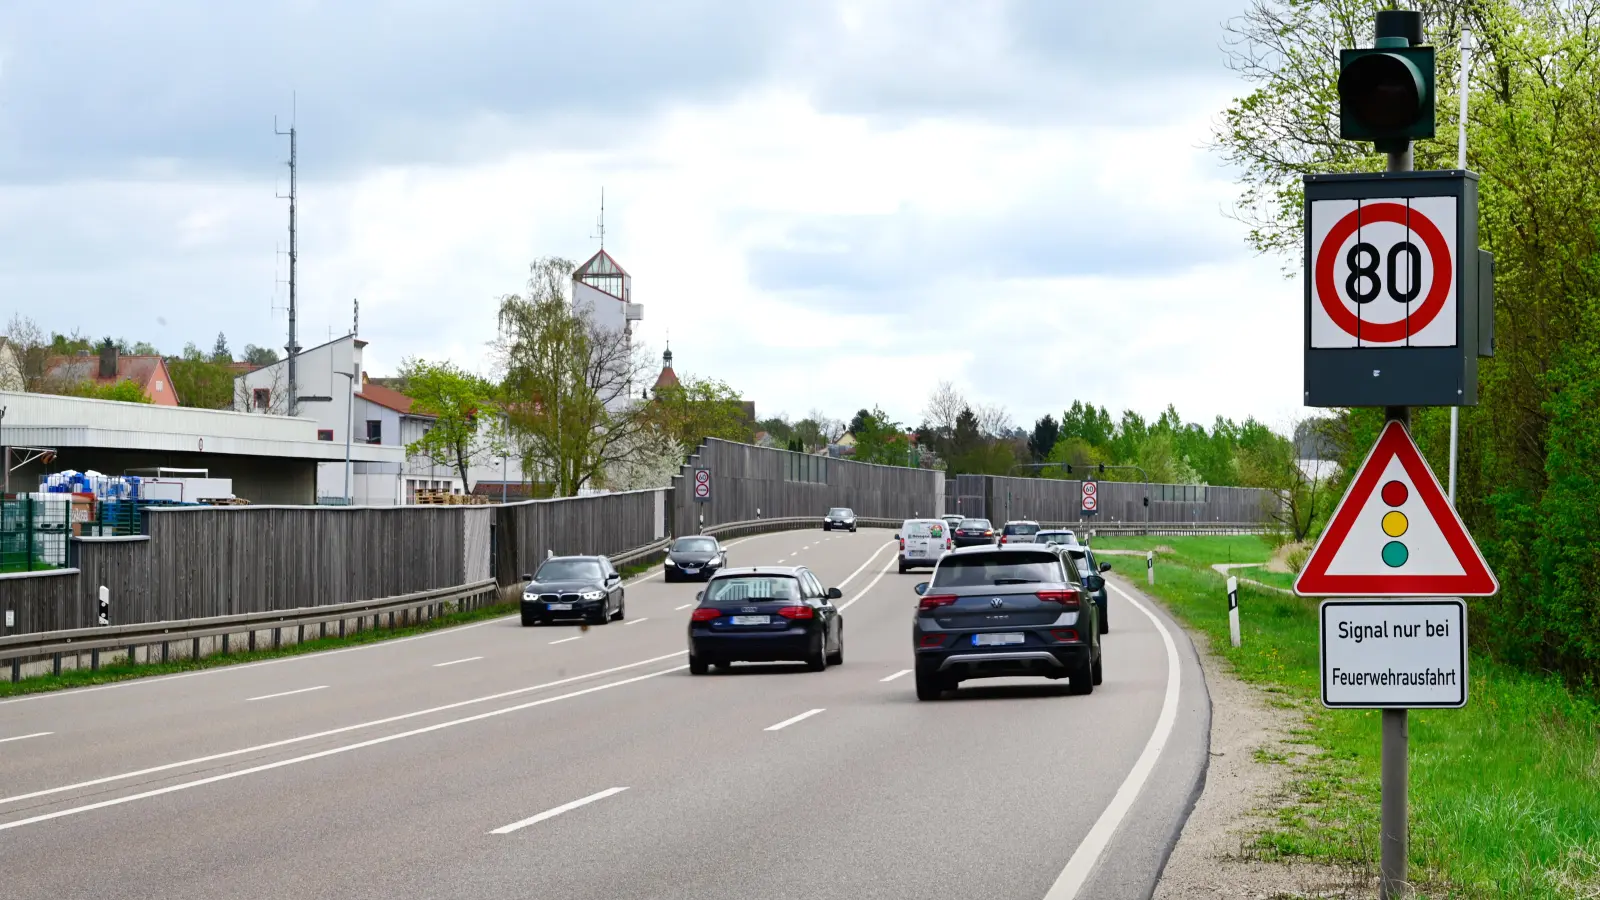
1382;389;1411;900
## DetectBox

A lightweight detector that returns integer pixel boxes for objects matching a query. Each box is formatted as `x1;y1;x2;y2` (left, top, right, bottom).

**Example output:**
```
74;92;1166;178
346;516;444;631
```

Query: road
0;528;1210;900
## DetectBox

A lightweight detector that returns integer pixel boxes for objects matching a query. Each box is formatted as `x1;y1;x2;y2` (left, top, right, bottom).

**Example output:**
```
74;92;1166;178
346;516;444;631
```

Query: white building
356;376;529;503
571;249;644;410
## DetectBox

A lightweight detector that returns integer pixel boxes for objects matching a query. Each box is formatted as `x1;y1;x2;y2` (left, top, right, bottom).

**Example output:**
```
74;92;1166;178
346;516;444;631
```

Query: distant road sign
1320;599;1467;709
1081;479;1098;516
1295;421;1495;597
692;468;712;503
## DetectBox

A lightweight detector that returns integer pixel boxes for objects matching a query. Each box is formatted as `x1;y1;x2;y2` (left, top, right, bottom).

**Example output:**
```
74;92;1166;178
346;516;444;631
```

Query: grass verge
1095;535;1600;900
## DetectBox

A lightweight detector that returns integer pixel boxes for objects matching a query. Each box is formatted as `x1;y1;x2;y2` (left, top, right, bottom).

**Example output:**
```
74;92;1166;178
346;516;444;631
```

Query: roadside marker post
1226;576;1240;648
98;586;110;627
1145;551;1154;586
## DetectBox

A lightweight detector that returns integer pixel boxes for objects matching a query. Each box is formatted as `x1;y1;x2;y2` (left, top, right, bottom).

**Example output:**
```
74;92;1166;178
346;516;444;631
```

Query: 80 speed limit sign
1310;197;1457;349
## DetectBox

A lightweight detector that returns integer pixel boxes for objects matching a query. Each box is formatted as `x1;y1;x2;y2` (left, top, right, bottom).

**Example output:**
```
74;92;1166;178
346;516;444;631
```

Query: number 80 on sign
1309;196;1457;349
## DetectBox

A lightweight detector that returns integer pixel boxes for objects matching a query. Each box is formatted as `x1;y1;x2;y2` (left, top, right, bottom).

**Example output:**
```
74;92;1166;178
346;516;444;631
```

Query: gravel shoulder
1152;627;1365;900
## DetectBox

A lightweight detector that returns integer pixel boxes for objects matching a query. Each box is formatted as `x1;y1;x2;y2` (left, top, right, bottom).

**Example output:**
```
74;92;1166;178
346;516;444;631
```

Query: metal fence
0;497;70;573
671;439;943;536
943;473;1280;525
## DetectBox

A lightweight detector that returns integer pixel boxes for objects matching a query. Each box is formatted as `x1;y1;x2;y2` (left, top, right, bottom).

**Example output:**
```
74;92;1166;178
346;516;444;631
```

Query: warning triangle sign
1295;420;1497;597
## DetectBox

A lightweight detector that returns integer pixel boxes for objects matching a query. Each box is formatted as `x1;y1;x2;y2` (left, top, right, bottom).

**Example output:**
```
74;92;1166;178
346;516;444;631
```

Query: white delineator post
1227;576;1241;648
1146;551;1155;585
97;585;110;626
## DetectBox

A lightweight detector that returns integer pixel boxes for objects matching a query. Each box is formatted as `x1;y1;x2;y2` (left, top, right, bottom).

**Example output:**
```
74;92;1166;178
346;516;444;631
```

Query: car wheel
589;605;610;626
898;561;907;574
612;595;625;621
1092;652;1104;686
520;611;537;627
1100;604;1109;634
827;626;844;666
806;636;828;672
850;526;857;533
915;668;944;701
689;656;709;676
1067;656;1095;695
665;571;677;583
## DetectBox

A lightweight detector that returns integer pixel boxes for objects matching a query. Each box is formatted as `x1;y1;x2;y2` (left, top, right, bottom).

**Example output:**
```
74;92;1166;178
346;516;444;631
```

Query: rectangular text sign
1319;599;1467;709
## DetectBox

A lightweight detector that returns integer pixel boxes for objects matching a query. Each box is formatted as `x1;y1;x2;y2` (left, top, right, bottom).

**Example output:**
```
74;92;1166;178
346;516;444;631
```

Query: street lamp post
334;370;355;505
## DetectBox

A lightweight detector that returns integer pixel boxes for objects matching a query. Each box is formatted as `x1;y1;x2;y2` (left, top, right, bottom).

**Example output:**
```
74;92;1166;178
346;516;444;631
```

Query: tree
399;358;504;493
850;406;910;466
211;332;231;364
758;416;794;446
974;402;1013;439
923;381;965;433
242;344;280;366
1027;415;1060;464
166;351;235;409
791;417;827;452
603;428;685;492
1237;417;1330;542
65;378;151;404
648;375;752;449
3;314;51;390
496;256;652;497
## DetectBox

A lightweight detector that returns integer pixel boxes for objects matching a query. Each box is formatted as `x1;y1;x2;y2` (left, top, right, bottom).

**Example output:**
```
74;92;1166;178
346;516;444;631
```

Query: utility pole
276;103;301;418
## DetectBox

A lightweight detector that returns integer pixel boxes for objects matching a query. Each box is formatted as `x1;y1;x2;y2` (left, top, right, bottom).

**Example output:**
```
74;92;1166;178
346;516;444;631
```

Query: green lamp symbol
1380;480;1409;567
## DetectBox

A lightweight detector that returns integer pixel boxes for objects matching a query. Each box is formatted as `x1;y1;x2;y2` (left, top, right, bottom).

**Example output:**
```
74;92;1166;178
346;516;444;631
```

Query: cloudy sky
0;0;1301;434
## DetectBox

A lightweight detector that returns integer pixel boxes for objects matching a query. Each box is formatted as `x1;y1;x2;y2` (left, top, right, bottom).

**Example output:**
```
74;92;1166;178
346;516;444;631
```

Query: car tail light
919;633;946;648
777;606;814;619
983;530;993;536
918;594;959;611
1036;589;1081;609
899;537;906;551
1050;629;1080;643
690;608;721;622
999;535;1007;544
945;538;952;550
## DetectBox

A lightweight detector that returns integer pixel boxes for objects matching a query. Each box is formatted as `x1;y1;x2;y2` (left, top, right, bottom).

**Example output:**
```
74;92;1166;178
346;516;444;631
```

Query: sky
0;0;1303;435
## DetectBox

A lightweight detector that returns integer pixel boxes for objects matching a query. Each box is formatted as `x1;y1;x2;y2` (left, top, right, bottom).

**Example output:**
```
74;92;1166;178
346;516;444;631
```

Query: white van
897;518;951;573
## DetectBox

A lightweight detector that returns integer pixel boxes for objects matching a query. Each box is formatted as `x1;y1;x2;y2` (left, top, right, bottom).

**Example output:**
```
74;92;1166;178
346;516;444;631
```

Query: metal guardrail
2;579;500;682
1045;522;1273;537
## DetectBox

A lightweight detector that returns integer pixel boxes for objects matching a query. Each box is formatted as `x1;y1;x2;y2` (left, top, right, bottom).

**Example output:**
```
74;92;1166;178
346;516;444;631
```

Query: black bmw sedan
520;555;625;626
664;535;728;582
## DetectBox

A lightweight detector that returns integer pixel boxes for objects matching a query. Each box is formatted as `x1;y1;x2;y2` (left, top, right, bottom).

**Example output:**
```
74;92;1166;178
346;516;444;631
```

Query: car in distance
687;566;844;674
1036;529;1078;548
822;507;858;532
1060;541;1113;633
897;518;951;573
910;545;1101;700
999;520;1042;545
941;514;966;533
664;535;728;582
951;517;997;547
521;555;625;626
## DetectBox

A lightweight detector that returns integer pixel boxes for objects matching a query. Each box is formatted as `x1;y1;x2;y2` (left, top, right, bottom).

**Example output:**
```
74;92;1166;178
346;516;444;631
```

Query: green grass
1095;536;1600;900
0;598;519;699
1089;534;1276;568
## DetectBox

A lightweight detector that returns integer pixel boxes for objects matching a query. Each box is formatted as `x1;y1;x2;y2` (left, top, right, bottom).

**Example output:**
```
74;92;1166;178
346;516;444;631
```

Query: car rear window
931;552;1071;587
1037;532;1071;543
704;575;802;603
1004;523;1040;535
1067;549;1092;575
536;559;602;581
672;537;717;552
903;521;944;538
959;519;991;529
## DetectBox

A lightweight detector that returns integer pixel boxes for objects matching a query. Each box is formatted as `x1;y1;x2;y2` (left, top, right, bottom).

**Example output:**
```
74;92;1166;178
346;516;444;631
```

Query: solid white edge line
834;540;896;596
0;732;52;745
674;603;693;611
879;669;913;683
245;685;327;702
623;617;648;626
0;651;688;809
433;656;483;668
548;636;581;645
837;550;896;612
764;708;825;731
489;787;629;835
1041;580;1182;900
0;665;686;832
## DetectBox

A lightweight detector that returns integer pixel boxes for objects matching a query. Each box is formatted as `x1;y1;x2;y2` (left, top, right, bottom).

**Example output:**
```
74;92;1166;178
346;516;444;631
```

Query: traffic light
1098;463;1105;474
1338;9;1435;149
1379;479;1410;567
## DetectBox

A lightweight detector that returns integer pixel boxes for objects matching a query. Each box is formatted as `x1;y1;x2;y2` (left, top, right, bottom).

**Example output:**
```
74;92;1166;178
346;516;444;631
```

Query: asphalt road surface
0;528;1210;900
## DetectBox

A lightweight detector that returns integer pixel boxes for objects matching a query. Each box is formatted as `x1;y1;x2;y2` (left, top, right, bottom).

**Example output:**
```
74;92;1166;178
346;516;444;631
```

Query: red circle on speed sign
1083;482;1097;497
1083;495;1098;510
694;482;709;497
695;470;710;484
1315;202;1453;344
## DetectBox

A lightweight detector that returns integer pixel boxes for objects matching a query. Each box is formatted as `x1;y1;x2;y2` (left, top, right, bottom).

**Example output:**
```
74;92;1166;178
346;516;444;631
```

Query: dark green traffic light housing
1338;9;1435;150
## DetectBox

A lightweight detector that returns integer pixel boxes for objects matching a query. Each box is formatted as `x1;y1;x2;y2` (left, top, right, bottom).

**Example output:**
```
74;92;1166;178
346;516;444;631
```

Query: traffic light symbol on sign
1380;479;1409;568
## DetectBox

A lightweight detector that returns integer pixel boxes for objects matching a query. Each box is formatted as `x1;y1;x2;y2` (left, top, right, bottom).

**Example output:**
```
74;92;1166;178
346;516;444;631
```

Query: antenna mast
276;97;300;417
591;187;605;249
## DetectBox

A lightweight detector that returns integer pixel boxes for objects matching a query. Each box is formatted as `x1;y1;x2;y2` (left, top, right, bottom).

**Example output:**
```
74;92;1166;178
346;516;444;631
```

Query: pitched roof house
44;344;179;405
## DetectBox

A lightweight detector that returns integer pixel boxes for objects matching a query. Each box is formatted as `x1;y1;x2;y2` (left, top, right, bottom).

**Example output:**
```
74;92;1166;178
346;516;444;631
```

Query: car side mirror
1099;562;1112;573
521;573;533;582
695;591;704;601
826;587;842;600
1086;575;1105;591
608;573;620;582
914;582;929;596
893;534;899;540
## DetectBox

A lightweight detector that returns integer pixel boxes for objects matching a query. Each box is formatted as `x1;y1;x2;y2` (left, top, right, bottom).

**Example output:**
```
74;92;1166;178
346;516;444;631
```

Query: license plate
973;633;1025;646
547;603;573;611
682;567;699;575
731;615;770;625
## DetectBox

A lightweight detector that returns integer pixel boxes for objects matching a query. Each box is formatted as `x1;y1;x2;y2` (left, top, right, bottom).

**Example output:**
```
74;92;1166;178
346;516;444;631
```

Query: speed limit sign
1302;171;1489;409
